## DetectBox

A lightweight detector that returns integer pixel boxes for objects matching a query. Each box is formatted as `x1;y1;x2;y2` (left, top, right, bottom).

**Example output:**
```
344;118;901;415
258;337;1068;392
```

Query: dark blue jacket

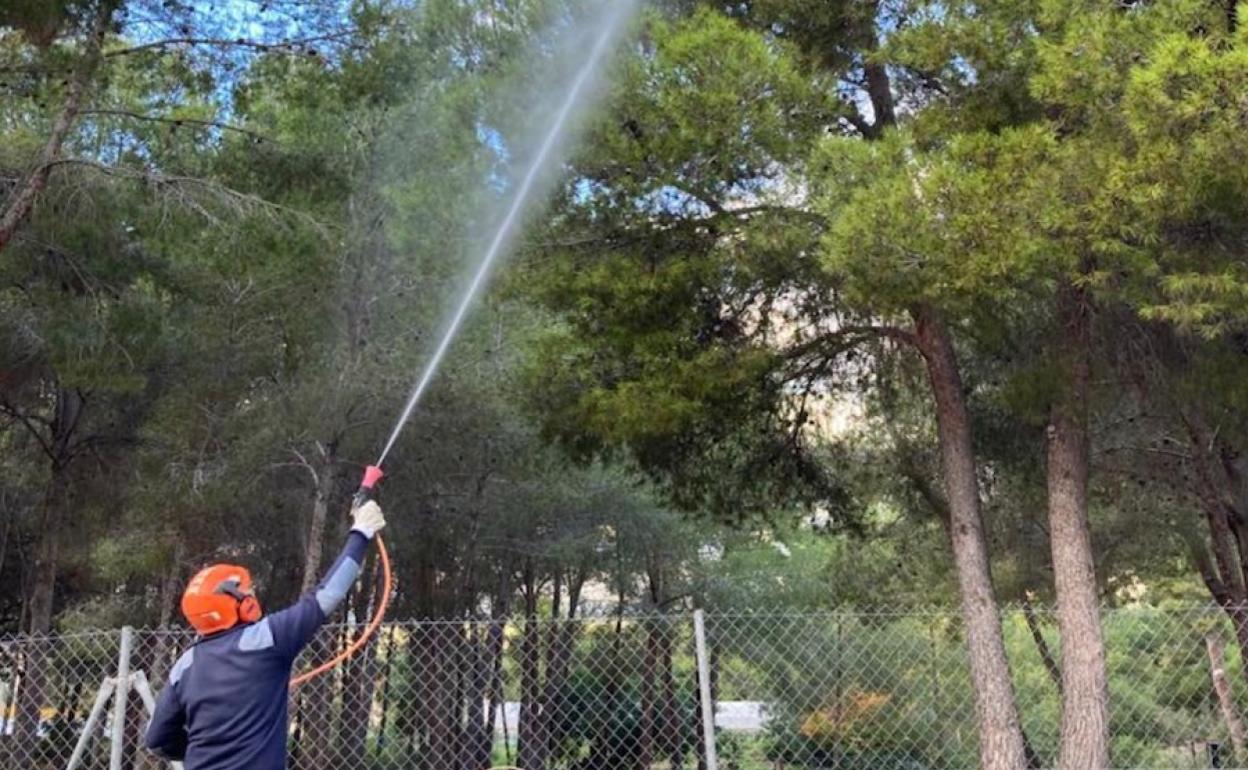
145;532;371;770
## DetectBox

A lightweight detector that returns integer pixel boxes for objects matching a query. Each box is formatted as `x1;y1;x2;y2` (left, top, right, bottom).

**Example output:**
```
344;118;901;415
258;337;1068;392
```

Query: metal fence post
693;610;719;770
110;626;134;770
66;677;117;770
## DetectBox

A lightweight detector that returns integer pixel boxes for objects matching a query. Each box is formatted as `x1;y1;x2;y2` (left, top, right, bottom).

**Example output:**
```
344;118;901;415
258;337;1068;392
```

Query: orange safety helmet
181;563;264;635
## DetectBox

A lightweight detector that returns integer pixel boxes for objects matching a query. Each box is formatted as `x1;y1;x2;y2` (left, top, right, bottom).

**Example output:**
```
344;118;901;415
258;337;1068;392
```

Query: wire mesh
3;606;1248;769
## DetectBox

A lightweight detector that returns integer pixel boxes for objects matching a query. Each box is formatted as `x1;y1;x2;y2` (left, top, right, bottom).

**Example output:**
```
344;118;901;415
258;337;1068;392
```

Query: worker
144;500;386;769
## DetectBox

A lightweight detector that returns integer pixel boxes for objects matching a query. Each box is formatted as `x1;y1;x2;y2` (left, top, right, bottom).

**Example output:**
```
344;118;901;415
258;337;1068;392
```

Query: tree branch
900;460;952;532
714;204;825;223
104;32;354;59
283;449;320;489
0;399;54;462
67;433;139;459
39;158;328;234
1194;539;1233;607
80;109;276;143
1021;592;1063;694
1099;444;1192;461
842;113;872;138
837;324;917;345
782;324;915;368
0;3;113;255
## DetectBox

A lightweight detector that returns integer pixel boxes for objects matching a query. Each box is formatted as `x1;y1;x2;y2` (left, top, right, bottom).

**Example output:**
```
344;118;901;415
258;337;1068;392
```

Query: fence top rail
0;628;123;645
1;601;1236;640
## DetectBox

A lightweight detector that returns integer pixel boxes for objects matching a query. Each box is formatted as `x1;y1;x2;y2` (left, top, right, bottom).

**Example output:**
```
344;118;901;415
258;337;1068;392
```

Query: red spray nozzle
353;465;385;508
361;465;385;490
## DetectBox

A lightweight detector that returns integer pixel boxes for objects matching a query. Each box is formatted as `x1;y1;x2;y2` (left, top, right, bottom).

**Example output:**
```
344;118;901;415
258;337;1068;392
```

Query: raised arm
267;501;386;659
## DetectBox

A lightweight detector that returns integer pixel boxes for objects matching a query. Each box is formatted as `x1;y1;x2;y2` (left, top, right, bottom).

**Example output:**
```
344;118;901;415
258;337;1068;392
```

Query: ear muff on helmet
215;578;263;625
182;565;262;635
237;594;262;624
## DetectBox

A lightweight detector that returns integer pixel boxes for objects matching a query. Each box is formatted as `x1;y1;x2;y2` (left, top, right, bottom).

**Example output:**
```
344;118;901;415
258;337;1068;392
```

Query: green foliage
0;0;1245;705
521;7;849;520
815;125;1062;320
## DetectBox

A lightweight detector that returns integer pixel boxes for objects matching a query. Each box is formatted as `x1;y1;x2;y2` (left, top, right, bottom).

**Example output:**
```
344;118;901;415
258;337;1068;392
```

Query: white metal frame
65;627;182;770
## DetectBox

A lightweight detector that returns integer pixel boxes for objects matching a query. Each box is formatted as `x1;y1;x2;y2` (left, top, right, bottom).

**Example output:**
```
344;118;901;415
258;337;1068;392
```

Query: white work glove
350;500;386;539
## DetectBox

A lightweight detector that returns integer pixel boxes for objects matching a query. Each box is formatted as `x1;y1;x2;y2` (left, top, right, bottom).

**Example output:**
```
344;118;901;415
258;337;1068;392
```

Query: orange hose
289;533;392;688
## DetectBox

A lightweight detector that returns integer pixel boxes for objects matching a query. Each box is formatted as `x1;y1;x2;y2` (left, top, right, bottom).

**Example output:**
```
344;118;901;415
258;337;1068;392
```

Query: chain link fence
2;606;1248;769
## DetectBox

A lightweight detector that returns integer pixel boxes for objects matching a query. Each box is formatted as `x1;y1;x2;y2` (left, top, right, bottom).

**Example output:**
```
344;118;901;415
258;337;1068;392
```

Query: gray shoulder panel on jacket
238;618;275;652
170;648;195;684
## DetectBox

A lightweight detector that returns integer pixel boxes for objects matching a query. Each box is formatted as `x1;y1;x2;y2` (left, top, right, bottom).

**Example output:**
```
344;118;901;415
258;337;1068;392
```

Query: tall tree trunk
657;623;683;770
639;620;658;770
1135;333;1248;704
0;4;112;254
297;642;335;770
543;601;575;767
412;624;436;770
339;566;382;765
297;443;338;770
858;0;896;138
486;582;511;766
25;480;64;638
11;387;82;764
518;564;545;770
862;60;896;136
354;626;382;761
461;623;492;770
1048;285;1110;770
451;620;470;770
532;570;562;766
1179;410;1248;699
25;386;82;635
1207;632;1248;760
301;443;339;593
911;305;1028;770
375;627;398;754
427;622;459;769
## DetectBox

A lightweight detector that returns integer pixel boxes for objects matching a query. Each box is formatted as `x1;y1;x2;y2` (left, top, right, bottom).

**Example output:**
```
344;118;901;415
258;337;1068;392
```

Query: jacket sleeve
145;679;188;761
268;530;371;659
